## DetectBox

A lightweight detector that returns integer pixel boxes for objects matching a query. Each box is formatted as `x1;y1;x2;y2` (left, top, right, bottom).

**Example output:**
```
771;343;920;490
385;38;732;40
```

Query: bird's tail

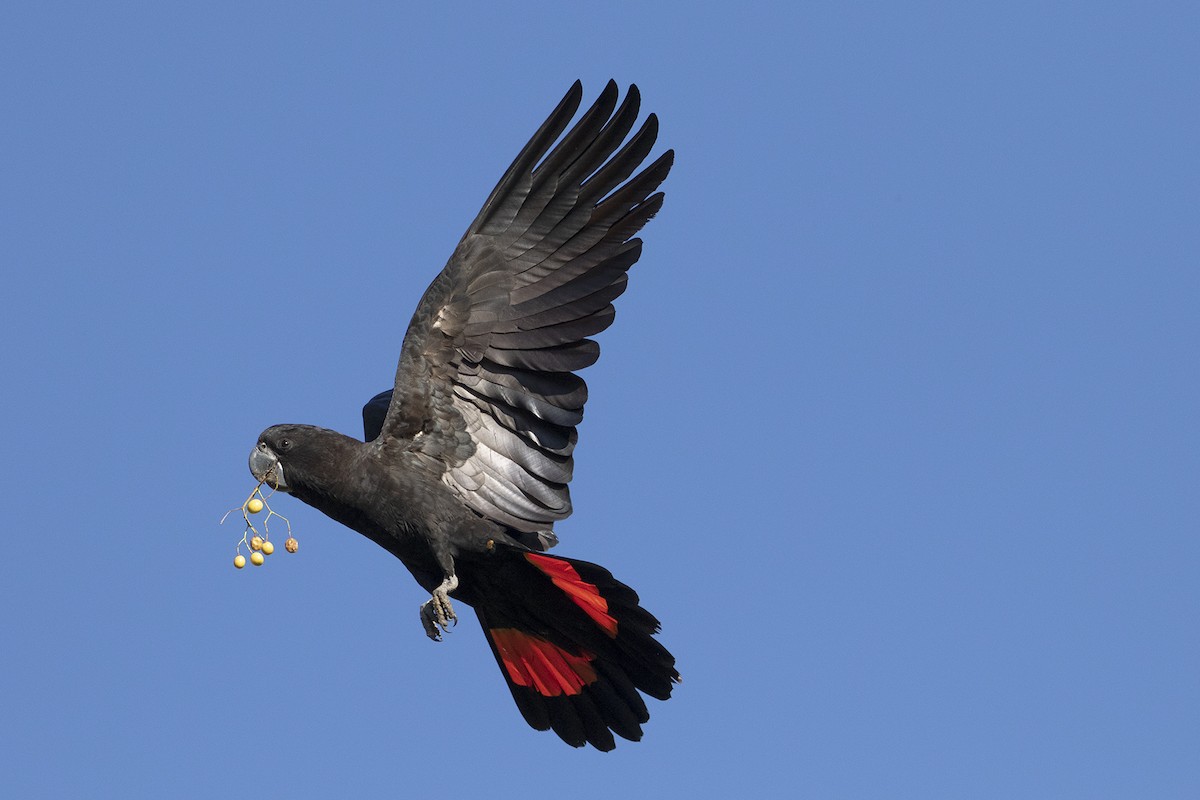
469;550;679;751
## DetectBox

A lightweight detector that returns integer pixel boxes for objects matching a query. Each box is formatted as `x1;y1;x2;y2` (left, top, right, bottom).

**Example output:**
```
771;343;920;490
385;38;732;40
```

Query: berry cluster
222;485;299;570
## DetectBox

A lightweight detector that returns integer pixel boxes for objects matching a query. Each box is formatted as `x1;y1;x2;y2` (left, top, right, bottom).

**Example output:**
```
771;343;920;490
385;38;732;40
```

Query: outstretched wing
370;81;672;534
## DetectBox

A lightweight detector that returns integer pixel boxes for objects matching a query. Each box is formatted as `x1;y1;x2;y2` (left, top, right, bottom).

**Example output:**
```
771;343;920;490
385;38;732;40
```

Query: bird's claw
419;575;459;642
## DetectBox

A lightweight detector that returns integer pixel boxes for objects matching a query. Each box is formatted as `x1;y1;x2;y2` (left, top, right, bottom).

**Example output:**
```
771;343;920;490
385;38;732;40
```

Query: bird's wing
369;81;672;533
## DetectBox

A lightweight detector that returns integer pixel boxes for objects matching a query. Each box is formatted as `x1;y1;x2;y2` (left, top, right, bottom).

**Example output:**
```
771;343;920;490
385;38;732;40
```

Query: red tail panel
525;552;619;637
473;551;677;750
488;627;598;696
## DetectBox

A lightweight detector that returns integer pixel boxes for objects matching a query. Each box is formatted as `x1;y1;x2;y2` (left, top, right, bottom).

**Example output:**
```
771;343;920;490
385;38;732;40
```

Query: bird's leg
420;573;458;642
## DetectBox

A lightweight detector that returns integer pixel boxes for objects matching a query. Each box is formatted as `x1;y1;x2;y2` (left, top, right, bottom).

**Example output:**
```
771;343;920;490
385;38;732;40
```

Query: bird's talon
420;602;446;641
420;576;459;641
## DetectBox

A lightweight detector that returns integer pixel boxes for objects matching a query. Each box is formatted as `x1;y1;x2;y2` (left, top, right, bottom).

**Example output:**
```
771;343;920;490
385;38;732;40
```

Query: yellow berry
247;498;265;514
234;554;246;569
284;537;299;553
250;536;264;551
250;551;265;566
261;540;275;555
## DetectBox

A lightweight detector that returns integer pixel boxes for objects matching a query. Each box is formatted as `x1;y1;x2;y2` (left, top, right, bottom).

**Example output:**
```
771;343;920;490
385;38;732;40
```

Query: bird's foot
419;574;459;642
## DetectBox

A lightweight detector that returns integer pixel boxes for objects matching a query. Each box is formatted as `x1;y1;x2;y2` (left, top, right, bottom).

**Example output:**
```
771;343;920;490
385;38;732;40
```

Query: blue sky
2;2;1197;797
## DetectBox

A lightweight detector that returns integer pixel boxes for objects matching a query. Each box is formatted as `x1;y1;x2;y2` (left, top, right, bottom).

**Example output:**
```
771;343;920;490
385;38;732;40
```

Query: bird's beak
249;443;290;492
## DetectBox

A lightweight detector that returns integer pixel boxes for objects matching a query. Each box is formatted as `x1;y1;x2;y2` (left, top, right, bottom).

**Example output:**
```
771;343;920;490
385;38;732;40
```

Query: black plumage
248;81;678;750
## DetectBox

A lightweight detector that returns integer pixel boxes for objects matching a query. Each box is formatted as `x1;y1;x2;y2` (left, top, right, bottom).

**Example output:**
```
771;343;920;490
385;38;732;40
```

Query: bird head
249;425;307;492
249;423;364;498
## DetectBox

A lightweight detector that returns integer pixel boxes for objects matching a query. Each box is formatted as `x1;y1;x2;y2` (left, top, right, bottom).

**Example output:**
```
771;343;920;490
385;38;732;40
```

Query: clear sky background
2;3;1197;798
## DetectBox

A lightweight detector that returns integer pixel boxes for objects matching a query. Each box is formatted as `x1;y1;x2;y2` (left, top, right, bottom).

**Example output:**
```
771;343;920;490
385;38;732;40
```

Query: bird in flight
248;81;678;751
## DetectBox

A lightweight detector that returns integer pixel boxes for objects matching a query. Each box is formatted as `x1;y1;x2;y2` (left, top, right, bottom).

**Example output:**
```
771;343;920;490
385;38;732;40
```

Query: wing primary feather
603;193;666;247
578;113;660;206
530;80;620;183
470;82;584;237
502;92;646;269
591;151;674;230
494;82;621;254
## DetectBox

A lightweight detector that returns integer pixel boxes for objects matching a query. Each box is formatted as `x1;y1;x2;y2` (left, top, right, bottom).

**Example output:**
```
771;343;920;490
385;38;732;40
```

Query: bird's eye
279;438;292;451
